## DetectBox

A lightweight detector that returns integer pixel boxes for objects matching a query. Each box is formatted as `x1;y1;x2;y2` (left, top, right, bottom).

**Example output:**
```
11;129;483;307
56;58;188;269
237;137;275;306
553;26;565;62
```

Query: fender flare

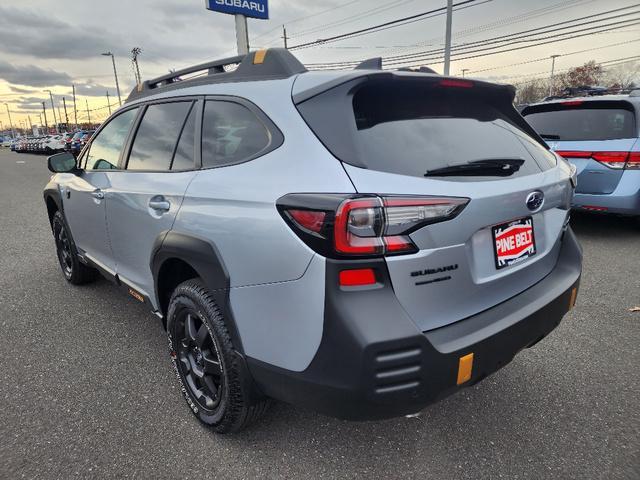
150;231;244;353
43;186;64;229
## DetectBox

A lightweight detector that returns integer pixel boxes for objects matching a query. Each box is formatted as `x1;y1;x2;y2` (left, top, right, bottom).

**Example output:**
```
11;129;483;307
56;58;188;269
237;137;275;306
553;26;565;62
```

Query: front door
105;100;199;301
64;107;140;272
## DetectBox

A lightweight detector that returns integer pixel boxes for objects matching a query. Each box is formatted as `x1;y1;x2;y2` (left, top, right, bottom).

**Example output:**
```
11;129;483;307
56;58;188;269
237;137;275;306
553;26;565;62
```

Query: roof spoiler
126;48;307;102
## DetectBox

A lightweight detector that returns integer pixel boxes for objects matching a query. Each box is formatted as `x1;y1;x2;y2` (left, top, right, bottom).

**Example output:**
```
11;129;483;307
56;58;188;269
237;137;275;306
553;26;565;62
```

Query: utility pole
106;91;112;115
42;101;48;132
235;14;249;55
282;25;288;49
86;99;91;127
4;103;15;139
57;106;63;130
63;97;69;124
101;51;122;106
28;115;33;131
131;47;143;88
461;68;469;78
45;89;58;133
548;54;561;96
72;84;78;130
443;0;454;76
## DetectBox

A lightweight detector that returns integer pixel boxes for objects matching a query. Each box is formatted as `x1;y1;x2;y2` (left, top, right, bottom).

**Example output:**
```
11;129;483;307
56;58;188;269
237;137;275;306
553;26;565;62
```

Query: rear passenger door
105;98;200;300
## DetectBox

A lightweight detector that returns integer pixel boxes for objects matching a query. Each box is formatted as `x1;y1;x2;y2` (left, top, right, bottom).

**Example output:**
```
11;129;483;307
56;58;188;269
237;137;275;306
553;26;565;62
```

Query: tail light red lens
278;194;469;258
287;210;326;234
339;268;377;286
556;151;638;170
439;79;473;88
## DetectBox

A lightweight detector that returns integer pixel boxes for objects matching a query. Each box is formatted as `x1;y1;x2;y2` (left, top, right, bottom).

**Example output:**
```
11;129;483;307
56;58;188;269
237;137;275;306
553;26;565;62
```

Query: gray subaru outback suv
44;49;582;433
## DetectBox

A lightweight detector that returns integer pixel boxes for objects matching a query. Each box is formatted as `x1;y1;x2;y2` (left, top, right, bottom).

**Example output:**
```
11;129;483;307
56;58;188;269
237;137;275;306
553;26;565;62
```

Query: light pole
42;101;48;132
4;103;15;139
101;52;122;106
549;54;561;97
44;89;58;132
443;0;454;76
461;68;469;78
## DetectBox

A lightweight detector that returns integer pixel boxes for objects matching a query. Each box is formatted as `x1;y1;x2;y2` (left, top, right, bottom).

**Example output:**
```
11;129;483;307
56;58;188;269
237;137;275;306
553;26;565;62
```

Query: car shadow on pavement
569;211;638;237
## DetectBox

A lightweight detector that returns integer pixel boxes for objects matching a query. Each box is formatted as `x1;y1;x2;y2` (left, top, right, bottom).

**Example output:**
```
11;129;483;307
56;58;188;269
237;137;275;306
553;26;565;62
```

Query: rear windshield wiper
540;133;561;140
425;159;525;177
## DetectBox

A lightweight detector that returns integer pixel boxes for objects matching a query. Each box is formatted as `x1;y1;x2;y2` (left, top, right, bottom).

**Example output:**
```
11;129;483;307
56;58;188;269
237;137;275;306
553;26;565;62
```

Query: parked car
44;48;582;433
522;91;640;221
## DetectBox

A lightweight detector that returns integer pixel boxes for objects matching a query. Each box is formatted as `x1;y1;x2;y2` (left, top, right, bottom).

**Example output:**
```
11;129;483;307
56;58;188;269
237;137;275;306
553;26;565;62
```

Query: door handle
149;199;171;212
91;190;104;200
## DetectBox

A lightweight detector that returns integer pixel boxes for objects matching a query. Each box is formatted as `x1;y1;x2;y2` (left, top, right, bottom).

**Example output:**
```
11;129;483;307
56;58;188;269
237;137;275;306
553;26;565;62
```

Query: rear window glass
350;83;549;179
127;102;192;171
523;104;635;141
201;101;270;169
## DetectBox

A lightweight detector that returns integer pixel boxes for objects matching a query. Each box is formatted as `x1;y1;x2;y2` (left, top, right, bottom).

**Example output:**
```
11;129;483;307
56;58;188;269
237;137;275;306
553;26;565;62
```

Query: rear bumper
572;171;640;215
247;228;582;421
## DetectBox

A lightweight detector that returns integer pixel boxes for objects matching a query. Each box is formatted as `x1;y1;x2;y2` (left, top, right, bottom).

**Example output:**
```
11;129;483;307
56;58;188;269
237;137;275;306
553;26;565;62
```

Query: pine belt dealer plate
492;217;536;270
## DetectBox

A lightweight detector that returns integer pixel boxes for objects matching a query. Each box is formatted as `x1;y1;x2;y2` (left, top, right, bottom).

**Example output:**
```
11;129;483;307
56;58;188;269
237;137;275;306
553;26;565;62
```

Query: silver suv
44;49;582;433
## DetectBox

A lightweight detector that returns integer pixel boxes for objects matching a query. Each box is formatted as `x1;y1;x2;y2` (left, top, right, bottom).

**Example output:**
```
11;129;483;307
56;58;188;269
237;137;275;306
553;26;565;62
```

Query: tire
167;279;269;433
51;211;98;285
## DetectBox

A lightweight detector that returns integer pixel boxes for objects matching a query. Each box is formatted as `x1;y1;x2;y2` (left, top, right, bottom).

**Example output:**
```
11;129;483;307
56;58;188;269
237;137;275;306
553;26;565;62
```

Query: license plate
492;217;536;270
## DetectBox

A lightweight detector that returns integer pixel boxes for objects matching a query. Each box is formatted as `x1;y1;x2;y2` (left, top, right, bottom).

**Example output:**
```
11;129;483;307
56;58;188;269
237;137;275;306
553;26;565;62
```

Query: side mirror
48;152;79;174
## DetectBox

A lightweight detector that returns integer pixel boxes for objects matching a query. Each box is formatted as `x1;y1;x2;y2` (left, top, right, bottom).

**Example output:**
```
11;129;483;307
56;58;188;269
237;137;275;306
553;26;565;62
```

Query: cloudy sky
1;0;638;129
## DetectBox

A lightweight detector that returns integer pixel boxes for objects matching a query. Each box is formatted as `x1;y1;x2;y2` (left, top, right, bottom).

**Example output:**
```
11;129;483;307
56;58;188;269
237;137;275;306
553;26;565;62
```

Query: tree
557;60;604;89
515;78;548;104
603;61;639;89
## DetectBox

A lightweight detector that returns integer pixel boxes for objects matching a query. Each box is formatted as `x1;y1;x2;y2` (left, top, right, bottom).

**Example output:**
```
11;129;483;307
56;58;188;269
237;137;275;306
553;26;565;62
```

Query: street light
44;89;59;133
101;52;122;106
549;54;561;97
4;103;15;139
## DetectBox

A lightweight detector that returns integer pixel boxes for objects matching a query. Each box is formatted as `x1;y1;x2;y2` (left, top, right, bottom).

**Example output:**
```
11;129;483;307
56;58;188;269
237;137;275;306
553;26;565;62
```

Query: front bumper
247;228;582;421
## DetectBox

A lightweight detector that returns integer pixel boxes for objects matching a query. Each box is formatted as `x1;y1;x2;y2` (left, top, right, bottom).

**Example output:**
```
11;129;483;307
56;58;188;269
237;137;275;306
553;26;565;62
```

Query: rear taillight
278;194;469;258
556;150;639;170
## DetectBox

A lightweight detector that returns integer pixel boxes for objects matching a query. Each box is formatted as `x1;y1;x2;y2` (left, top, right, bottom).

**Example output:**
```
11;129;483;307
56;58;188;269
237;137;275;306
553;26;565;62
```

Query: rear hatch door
522;100;638;194
295;72;573;332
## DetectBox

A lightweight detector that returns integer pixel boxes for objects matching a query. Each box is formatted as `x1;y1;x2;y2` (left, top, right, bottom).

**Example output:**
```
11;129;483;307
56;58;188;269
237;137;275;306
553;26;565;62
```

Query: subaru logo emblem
526;191;544;211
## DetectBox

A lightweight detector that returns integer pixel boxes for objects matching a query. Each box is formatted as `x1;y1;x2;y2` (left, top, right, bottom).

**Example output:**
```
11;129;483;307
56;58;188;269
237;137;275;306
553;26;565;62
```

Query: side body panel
168;78;355;370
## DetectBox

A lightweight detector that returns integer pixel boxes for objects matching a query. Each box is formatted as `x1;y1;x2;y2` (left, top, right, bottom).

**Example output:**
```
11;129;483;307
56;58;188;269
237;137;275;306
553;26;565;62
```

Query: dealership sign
205;0;269;19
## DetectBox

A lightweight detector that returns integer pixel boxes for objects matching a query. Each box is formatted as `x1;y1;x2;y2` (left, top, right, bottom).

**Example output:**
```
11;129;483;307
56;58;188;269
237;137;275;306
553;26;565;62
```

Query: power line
306;4;640;67
289;0;480;51
466;38;640;75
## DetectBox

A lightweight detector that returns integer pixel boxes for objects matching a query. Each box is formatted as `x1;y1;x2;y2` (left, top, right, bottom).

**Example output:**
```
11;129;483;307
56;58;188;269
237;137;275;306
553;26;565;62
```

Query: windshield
523;102;636;141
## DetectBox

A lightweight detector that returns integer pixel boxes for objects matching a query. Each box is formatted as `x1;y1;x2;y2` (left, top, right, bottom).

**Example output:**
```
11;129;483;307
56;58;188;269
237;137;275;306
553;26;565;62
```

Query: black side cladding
150;231;244;353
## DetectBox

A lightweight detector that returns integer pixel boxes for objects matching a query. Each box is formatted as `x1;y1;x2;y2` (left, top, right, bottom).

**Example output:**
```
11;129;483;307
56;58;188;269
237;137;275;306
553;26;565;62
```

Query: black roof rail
126;48;307;102
354;57;382;70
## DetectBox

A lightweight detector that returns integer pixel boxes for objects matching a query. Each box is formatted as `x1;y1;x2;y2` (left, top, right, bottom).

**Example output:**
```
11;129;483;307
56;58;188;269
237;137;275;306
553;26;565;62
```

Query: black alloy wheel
174;309;224;411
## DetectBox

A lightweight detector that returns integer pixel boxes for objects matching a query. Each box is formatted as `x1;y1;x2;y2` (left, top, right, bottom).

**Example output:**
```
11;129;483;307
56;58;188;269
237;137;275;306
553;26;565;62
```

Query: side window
127;102;193;171
201;100;270;168
85;108;138;170
171;105;196;171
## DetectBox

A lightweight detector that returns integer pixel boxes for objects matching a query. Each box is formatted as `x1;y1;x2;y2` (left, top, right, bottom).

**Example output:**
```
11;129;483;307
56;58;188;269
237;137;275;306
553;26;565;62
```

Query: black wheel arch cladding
150;230;244;353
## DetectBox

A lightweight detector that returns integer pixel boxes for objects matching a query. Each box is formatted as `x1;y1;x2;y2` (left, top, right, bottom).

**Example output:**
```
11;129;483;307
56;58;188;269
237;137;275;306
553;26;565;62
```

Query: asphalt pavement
0;148;638;479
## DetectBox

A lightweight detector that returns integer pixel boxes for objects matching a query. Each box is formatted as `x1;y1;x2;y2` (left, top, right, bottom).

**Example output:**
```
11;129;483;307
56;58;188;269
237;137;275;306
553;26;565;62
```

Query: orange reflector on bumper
569;287;578;310
457;353;474;385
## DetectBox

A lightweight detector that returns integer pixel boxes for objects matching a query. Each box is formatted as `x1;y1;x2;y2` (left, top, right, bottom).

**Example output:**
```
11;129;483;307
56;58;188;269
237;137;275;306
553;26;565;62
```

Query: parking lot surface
0;149;638;479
